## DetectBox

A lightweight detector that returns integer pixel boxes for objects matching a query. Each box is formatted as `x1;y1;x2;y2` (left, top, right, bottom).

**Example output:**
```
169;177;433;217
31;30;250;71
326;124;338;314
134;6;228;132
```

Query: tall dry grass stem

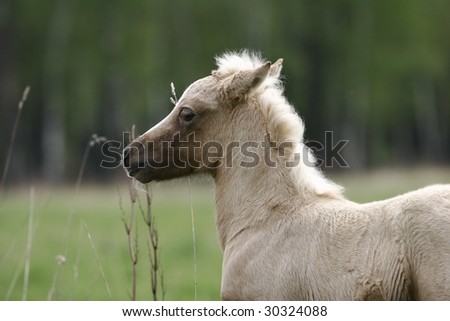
1;86;30;199
138;185;165;301
76;133;107;192
118;182;139;300
5;258;23;300
47;132;106;299
71;220;83;299
125;124;138;300
120;124;164;300
4;187;34;300
22;186;35;300
47;254;66;300
170;82;178;105
188;178;198;300
47;211;72;300
83;221;112;298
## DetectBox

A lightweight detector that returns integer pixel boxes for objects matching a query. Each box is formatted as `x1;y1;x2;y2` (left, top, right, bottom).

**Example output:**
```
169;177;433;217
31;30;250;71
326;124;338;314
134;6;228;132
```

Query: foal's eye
179;107;196;122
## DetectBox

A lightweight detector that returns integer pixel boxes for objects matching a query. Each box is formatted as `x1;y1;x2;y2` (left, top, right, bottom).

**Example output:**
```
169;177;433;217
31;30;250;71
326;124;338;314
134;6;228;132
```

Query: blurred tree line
1;0;449;184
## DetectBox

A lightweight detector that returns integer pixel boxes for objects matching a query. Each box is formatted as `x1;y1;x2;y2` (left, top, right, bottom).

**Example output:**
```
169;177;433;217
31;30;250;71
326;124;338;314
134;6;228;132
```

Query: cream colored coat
124;51;450;300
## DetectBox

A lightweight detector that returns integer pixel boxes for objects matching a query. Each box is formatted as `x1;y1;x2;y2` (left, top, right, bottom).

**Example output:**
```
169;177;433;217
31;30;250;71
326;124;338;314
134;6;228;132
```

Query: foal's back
222;184;450;300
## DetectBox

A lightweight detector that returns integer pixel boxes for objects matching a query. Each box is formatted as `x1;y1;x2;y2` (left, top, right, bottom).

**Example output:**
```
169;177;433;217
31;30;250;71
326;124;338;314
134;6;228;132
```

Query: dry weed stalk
121;125;139;300
47;254;67;300
120;124;164;300
22;186;35;300
1;86;30;198
76;133;107;192
188;178;198;300
170;82;178;105
138;185;165;301
83;221;112;298
46;132;107;300
5;258;23;300
118;181;139;300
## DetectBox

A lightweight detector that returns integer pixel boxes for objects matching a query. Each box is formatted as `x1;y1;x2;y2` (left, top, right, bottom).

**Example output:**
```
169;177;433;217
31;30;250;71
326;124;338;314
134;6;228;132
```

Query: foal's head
123;52;283;183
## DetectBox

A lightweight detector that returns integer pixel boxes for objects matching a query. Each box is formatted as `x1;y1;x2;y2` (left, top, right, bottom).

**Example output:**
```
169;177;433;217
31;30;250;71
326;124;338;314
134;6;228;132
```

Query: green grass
1;167;449;301
0;180;221;301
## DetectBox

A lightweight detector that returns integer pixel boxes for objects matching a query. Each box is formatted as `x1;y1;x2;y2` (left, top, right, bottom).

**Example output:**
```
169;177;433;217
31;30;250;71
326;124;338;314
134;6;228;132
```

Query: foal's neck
213;138;303;249
211;101;341;249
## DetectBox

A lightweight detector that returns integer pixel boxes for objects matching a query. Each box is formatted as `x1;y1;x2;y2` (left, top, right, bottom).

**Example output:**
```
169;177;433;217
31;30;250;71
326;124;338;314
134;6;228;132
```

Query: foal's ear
269;58;283;78
224;61;271;104
249;61;272;89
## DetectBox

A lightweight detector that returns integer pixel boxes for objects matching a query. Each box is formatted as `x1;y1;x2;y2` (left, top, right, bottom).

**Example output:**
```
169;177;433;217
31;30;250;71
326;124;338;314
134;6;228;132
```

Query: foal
123;51;450;300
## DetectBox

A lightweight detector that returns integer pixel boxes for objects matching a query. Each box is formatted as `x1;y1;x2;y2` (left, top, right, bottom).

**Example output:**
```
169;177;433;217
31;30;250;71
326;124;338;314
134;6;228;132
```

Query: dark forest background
1;0;449;184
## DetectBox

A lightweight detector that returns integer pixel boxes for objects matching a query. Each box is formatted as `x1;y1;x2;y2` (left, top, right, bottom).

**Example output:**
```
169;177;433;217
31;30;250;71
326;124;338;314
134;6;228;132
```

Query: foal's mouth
124;165;152;184
124;161;147;179
126;166;141;177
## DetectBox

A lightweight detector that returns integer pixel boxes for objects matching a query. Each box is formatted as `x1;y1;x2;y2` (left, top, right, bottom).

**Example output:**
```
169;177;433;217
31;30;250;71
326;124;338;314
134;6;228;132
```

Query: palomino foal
123;51;450;300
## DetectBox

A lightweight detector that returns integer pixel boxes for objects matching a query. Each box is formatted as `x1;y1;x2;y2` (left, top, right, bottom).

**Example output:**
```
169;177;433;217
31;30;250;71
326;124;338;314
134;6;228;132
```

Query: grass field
1;167;449;301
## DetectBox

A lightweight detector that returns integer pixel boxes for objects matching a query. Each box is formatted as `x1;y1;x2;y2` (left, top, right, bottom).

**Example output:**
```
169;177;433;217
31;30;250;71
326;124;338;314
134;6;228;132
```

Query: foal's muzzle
122;142;145;178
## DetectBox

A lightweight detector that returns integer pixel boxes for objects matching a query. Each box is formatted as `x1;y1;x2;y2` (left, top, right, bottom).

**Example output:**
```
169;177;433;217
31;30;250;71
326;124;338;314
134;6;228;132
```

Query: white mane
215;50;344;198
